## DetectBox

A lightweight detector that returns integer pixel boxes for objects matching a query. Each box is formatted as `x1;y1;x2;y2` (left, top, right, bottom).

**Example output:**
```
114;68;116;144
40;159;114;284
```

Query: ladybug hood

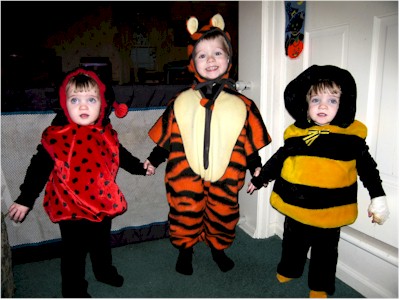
186;13;233;85
59;68;128;126
284;65;357;128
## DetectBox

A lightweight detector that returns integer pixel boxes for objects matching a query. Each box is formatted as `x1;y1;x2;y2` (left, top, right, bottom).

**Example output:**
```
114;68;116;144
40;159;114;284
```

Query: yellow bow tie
303;129;330;146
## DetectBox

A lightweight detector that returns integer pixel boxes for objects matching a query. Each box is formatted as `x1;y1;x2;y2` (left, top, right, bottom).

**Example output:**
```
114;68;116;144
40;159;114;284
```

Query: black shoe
96;273;124;287
176;247;193;275
95;266;124;287
62;278;91;298
211;247;234;272
62;291;92;298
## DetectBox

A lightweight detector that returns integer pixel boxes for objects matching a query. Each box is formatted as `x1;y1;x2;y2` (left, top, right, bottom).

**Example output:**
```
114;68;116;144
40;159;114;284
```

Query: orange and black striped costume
148;86;270;250
147;13;271;252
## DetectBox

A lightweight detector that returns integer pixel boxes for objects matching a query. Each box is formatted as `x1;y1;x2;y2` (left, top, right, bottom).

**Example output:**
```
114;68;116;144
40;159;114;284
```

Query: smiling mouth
206;66;218;71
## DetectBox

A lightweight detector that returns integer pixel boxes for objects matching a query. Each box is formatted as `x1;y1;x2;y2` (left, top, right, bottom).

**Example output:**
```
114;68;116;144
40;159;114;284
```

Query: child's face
66;85;101;126
307;90;340;126
194;37;229;80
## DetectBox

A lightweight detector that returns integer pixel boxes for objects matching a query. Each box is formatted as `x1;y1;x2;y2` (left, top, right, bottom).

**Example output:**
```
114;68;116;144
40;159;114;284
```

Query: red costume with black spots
41;69;128;222
11;68;146;297
41;123;126;222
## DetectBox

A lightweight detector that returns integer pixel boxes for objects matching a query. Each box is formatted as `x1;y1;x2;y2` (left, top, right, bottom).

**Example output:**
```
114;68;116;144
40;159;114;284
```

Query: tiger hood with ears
186;13;233;83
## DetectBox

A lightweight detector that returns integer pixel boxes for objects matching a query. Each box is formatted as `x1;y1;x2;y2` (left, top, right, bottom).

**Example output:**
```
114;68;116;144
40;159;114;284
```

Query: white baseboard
336;259;396;298
239;220;398;298
337;227;398;298
238;217;257;237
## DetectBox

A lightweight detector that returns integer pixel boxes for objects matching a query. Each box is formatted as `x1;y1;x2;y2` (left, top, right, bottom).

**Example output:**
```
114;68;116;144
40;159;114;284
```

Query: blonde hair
194;31;231;58
306;80;342;102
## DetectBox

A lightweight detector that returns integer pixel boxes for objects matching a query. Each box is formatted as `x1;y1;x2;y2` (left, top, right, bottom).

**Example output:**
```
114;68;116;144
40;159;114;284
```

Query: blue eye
88;98;97;104
310;97;320;104
329;98;339;105
70;98;78;104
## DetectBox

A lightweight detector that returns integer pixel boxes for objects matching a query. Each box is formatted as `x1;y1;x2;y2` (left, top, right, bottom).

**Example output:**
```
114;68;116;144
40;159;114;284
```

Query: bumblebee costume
251;65;387;296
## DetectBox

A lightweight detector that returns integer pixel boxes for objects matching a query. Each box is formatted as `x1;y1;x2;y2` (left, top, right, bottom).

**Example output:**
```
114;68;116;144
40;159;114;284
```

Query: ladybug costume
14;68;146;297
41;69;130;222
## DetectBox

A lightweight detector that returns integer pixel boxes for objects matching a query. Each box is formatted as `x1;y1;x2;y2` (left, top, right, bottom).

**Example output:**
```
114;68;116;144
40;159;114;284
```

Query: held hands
247;167;267;195
7;203;29;223
144;159;156;176
368;196;390;225
247;182;258;195
253;167;261;177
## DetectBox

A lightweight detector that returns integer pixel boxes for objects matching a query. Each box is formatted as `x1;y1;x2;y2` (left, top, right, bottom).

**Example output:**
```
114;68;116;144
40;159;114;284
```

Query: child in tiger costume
144;14;271;275
247;65;389;297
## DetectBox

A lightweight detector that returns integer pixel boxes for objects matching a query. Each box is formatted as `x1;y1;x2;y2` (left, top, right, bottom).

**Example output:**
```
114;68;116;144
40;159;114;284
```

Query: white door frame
238;1;287;239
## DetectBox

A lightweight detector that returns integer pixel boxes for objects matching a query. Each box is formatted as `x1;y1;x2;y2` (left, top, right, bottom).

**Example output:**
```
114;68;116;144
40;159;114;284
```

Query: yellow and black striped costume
148;87;271;249
259;121;384;228
250;64;386;295
251;65;386;229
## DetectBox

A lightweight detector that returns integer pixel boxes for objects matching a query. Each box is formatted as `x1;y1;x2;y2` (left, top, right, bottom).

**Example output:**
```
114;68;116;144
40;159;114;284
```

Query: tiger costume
146;14;271;275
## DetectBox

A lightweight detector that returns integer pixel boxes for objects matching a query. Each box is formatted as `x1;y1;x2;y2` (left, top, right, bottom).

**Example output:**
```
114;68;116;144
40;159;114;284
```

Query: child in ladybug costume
8;68;150;297
144;14;271;275
248;65;389;298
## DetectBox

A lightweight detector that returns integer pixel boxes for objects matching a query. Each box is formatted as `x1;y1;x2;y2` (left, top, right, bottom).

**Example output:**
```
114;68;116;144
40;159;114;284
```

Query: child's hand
247;182;258;195
253;167;261;177
368;196;390;225
247;167;268;194
7;203;29;223
144;159;156;176
247;167;262;195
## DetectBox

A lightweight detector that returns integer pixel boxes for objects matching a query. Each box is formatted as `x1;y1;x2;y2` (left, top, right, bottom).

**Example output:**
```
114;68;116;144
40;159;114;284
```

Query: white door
291;1;398;249
239;2;398;248
238;2;398;297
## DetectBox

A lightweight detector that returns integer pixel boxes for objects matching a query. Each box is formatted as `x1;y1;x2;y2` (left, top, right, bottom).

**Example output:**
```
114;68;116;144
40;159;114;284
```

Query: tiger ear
211;13;225;31
187;16;199;35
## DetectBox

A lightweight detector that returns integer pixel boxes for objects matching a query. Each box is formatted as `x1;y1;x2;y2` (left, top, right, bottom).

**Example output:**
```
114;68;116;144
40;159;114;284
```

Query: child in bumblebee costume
247;65;389;297
144;14;271;275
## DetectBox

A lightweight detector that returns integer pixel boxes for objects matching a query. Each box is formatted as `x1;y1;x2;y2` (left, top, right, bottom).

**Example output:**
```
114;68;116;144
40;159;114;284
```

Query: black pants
277;217;341;295
59;217;114;297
